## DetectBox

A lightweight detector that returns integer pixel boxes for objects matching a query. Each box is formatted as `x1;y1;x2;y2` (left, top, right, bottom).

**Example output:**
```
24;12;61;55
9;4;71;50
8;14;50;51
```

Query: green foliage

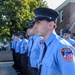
0;0;48;37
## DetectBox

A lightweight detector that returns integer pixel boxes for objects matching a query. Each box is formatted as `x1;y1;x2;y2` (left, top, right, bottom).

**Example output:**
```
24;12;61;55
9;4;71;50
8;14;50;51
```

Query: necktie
41;42;47;60
38;42;47;75
29;38;34;56
28;38;34;67
15;40;17;49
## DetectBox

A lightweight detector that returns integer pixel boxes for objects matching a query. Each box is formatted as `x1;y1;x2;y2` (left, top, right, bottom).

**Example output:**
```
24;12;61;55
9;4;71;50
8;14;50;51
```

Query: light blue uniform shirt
39;31;75;75
27;36;33;56
20;38;28;54
15;38;22;53
30;34;42;68
67;37;75;48
11;39;17;50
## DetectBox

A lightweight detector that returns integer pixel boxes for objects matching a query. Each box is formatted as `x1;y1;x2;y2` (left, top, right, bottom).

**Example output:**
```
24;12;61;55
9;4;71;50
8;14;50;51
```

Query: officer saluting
34;7;75;75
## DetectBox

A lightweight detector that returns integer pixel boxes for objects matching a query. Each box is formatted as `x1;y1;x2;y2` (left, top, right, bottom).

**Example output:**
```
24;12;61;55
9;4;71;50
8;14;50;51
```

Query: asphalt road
0;62;17;75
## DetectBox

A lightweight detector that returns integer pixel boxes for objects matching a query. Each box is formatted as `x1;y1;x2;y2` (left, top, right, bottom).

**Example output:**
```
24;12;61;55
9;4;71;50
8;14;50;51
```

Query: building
56;0;75;34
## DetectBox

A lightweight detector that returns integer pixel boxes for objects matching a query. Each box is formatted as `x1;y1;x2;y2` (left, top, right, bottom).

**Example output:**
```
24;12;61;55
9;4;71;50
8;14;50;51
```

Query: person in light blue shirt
62;29;75;48
27;20;42;75
34;7;75;75
11;33;17;69
19;31;28;75
14;33;22;72
27;36;33;57
30;34;42;69
20;38;28;54
11;34;17;50
72;33;75;41
15;34;22;53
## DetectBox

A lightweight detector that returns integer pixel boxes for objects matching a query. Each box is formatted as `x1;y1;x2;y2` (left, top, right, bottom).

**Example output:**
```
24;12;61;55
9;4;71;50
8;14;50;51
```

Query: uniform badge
39;40;44;45
60;47;73;62
24;42;27;45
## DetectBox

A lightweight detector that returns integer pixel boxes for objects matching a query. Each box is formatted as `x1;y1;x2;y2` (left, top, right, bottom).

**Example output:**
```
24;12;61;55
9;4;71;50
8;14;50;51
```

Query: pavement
0;62;17;75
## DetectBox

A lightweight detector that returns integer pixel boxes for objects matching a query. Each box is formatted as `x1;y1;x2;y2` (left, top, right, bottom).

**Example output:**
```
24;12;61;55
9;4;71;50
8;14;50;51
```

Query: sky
45;0;66;9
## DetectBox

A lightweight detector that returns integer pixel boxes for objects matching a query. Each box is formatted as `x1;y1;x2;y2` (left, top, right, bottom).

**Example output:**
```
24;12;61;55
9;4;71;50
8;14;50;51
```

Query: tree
0;0;48;37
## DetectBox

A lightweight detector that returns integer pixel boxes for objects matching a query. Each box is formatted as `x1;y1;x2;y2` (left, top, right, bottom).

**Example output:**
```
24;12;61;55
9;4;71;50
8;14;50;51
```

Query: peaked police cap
34;7;59;22
27;20;35;29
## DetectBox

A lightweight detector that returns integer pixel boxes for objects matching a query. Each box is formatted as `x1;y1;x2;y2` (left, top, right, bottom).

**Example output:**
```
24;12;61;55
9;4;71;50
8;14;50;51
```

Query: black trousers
15;53;20;71
11;48;16;66
28;67;38;75
20;53;28;75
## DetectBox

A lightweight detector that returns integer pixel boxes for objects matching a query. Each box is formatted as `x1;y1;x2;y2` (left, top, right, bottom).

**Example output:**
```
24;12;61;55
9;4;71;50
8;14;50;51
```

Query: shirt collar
67;37;70;41
33;34;39;40
22;38;25;41
45;31;57;46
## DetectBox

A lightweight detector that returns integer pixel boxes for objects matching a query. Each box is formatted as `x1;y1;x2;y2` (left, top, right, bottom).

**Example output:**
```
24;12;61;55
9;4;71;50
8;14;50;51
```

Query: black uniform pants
20;53;28;75
15;53;20;71
28;67;38;75
11;48;16;66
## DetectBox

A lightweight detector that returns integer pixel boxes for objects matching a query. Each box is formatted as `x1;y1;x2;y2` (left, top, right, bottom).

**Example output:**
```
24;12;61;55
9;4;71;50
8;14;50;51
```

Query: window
60;10;63;22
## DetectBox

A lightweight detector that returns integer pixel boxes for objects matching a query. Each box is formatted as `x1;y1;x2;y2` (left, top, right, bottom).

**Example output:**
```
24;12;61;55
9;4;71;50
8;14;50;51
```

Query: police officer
15;33;22;72
62;29;75;48
11;33;17;70
72;33;75;41
27;20;42;75
34;7;75;75
19;31;28;75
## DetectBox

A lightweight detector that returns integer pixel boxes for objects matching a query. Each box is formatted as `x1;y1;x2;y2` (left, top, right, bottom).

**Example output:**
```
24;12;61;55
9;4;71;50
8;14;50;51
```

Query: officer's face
63;33;69;40
27;28;30;36
34;20;50;37
14;36;18;40
11;35;15;39
27;27;35;36
73;36;75;40
19;35;24;39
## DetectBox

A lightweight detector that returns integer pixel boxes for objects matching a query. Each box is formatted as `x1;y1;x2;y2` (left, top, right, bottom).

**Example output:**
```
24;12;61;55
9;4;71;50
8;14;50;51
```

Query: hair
46;20;57;29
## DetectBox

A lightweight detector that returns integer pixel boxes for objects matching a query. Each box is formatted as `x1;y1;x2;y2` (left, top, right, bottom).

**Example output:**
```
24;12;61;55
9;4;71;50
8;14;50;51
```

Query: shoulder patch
39;40;44;45
24;42;27;45
60;47;73;62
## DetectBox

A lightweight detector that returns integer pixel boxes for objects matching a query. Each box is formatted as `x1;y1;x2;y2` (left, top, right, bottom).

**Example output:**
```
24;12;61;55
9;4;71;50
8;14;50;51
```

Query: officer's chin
37;33;42;36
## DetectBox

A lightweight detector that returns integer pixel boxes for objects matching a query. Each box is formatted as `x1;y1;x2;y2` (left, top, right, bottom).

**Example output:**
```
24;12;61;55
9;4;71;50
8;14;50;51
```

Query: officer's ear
48;21;55;29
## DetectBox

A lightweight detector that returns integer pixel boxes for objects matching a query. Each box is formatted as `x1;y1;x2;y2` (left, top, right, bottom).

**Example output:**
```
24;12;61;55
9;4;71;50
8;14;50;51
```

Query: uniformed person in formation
33;7;75;75
27;20;42;75
72;33;75;41
15;33;22;73
62;29;75;48
11;33;16;69
19;31;28;75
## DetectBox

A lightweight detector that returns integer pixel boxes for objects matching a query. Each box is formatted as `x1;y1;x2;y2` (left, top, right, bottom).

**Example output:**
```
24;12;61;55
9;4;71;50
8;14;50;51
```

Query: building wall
56;3;70;31
56;2;75;33
70;3;75;25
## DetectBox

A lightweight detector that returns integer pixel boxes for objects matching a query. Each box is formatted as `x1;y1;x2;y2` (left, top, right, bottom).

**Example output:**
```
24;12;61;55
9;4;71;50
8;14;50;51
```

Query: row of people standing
26;20;42;75
11;20;43;75
11;31;28;75
11;7;75;75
